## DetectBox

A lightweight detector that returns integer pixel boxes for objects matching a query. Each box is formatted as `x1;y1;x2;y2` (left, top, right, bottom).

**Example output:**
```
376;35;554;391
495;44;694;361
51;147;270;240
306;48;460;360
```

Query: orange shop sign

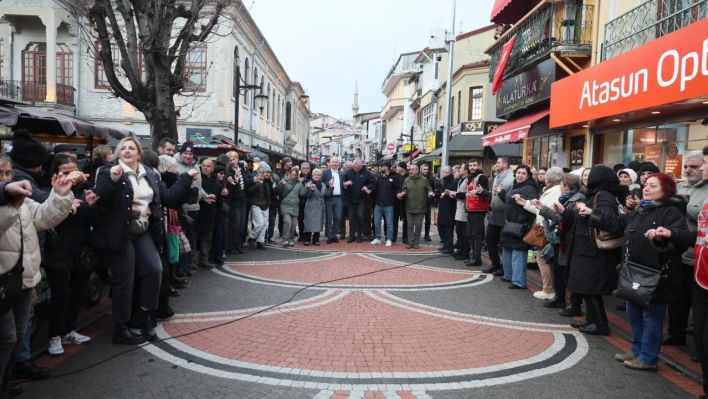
550;17;708;128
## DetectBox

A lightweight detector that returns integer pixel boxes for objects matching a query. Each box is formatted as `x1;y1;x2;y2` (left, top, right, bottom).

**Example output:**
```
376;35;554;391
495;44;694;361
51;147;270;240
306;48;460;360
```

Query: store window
526;134;564;169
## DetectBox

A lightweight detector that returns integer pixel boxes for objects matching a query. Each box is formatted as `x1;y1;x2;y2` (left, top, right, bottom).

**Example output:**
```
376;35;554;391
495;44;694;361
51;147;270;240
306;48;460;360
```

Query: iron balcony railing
487;1;594;82
602;0;707;61
0;80;75;107
381;52;419;91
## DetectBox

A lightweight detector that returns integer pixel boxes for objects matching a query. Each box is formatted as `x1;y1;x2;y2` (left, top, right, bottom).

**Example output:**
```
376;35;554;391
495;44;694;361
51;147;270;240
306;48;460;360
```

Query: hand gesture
65;171;88;186
221;188;229;197
362;187;371;194
576;202;591;217
515;196;526;206
279;179;285;185
329;178;334;187
530;199;543;210
343;180;353;188
204;194;216;204
227;176;235;185
626;195;639;210
187;169;199;181
254;175;262;184
474;186;483;195
428;191;435;198
52;173;74;197
299;177;306;183
493;184;503;193
71;199;83;215
443;189;451;197
552;201;565;214
397;191;406;199
3;181;33;209
110;164;123;182
84;189;100;206
308;183;315;191
651;226;672;240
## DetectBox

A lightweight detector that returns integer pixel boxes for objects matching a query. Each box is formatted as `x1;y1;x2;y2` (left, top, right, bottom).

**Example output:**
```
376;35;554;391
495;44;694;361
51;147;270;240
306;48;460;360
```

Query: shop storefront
549;17;708;179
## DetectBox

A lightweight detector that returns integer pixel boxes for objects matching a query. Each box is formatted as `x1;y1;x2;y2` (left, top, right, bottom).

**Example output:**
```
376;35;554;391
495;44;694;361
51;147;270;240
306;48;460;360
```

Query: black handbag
0;217;24;314
76;244;100;274
502;220;526;238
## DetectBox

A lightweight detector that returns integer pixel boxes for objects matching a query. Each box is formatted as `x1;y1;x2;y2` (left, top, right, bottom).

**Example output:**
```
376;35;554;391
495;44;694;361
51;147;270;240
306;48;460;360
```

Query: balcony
381;52;420;95
0;81;75;107
602;0;707;61
487;0;594;82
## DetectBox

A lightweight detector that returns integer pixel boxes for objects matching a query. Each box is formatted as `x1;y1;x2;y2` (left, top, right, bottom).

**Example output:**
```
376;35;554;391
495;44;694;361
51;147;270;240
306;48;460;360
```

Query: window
450;96;455;126
243;58;249;105
468;86;483;121
457;90;462;124
266;83;271;119
277;95;281;126
182;43;207;92
285;101;292;130
259;76;265;115
423;104;435;134
23;42;73;101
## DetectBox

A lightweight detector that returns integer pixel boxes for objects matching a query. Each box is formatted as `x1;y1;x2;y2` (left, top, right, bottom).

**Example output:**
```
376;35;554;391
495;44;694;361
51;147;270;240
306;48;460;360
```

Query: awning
239;145;269;162
449;134;483;156
482;108;550;147
491;0;534;24
413;148;441;164
488;143;523;158
381;154;395;161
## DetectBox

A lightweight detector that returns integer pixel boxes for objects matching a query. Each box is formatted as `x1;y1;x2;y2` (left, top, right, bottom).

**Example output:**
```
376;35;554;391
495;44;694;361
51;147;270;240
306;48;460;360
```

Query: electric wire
41;251;454;380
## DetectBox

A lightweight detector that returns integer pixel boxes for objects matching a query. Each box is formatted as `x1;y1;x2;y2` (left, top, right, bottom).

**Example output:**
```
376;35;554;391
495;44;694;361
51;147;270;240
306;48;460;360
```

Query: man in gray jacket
482;156;514;275
664;150;708;346
173;142;207;271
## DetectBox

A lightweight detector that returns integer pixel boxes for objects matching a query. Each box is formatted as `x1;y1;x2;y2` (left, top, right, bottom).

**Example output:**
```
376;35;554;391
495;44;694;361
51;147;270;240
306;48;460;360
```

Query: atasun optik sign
550;17;708;128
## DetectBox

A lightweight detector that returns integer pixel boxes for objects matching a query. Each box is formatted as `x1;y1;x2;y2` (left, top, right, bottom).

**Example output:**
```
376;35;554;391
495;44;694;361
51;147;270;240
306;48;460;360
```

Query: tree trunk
146;69;178;151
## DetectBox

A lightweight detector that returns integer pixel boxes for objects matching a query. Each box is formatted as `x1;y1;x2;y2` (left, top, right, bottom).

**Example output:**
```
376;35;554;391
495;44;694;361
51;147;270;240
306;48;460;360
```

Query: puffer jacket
454;175;469;222
499;178;539;250
280;176;306;216
523;183;562;224
0;182;74;288
174;152;207;212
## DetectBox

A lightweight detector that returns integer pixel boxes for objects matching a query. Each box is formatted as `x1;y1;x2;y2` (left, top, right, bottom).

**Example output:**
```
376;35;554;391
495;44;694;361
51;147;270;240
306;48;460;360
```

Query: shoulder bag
502;220;527;238
589;195;623;249
612;217;668;308
523;224;548;248
0;217;24;314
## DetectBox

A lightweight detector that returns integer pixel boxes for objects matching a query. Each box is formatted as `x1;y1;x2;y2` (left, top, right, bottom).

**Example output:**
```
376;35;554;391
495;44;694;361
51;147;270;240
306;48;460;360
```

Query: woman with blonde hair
91;137;197;344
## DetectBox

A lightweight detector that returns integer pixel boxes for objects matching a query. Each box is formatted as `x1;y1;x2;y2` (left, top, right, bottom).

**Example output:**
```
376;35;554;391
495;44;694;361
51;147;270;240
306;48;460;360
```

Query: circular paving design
145;245;588;397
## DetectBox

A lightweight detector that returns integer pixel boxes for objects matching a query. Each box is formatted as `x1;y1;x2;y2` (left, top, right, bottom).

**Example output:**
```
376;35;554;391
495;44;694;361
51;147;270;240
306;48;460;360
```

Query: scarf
313;180;323;191
558;189;578;205
640;199;655;208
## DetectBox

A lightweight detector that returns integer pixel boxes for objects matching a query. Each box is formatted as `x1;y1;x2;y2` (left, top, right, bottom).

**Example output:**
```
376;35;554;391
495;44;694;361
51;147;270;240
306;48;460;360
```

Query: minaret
352;81;360;117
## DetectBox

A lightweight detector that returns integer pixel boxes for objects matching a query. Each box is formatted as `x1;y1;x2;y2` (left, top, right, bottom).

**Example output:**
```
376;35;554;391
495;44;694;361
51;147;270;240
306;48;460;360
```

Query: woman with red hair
577;173;689;371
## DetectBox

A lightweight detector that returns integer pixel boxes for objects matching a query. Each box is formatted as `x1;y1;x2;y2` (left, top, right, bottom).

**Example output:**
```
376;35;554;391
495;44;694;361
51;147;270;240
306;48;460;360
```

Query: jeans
46;270;90;339
107;232;163;323
373;205;394;241
466;212;486;260
668;265;695;339
325;196;343;239
0;289;32;392
282;214;297;241
406;213;424;245
455;221;469;259
18;304;32;361
626;302;666;366
486;224;503;268
249;206;269;243
197;231;213;264
347;201;366;238
439;225;455;251
502;248;528;288
266;207;277;240
694;285;708;395
228;201;247;251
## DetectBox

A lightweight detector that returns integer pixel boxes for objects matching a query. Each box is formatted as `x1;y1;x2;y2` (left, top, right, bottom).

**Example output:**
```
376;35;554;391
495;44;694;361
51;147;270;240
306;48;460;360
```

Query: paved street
21;238;700;399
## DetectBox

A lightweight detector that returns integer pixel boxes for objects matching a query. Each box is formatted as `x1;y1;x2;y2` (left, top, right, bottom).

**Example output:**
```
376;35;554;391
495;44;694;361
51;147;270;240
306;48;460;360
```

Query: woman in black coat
582;173;689;371
436;166;458;254
91;137;196;345
43;155;100;356
499;165;539;289
557;165;624;336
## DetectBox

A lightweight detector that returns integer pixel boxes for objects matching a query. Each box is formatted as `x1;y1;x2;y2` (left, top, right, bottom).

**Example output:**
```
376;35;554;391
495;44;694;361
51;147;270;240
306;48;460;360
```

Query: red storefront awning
491;0;534;24
482;108;550;147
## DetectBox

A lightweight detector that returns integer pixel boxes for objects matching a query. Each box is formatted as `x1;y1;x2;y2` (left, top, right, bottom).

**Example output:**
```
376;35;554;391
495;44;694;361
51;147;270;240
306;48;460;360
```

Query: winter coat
343;168;374;204
523;184;562;224
280;177;306;216
322;168;345;197
499;178;539;251
43;182;98;272
197;172;222;233
488;168;515;226
246;177;276;209
90;161;193;254
226;165;246;203
539;191;586;266
11;161;51;204
173;152;207;212
372;172;401;207
423;173;436;206
454;176;469;222
304;181;333;233
677;179;708;266
401;174;433;214
436;175;458;226
562;190;622;296
589;196;690;304
0;182;74;289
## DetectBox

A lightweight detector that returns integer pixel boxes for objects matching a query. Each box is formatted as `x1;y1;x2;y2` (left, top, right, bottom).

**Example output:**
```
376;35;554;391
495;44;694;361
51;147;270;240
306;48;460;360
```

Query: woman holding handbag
554;165;626;336
499;165;539;289
578;173;689;371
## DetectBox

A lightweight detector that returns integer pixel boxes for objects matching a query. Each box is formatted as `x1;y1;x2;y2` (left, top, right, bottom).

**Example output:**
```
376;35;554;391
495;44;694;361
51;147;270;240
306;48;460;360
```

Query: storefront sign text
496;59;555;118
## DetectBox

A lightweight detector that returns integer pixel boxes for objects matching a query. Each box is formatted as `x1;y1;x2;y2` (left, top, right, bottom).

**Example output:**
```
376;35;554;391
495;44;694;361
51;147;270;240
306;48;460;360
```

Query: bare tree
58;0;233;149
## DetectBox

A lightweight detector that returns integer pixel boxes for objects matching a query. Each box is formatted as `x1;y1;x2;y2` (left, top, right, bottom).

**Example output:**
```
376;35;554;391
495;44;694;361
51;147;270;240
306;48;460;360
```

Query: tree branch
115;0;141;84
98;0;142;93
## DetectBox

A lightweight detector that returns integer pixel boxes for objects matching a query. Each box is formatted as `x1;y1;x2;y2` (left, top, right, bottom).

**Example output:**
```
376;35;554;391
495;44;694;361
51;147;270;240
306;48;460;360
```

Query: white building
0;0;310;160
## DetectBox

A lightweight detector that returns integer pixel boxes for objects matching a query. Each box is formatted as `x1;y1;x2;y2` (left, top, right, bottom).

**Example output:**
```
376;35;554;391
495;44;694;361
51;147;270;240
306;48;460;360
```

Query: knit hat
397;161;407;170
9;129;48;169
259;162;272;173
637;162;660;179
382;161;392;168
619;168;637;184
214;165;225;174
180;141;194;154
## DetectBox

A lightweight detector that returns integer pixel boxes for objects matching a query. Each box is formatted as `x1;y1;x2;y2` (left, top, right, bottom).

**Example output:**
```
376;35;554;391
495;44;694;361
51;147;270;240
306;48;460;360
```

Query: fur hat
619;168;638;184
9;129;48;169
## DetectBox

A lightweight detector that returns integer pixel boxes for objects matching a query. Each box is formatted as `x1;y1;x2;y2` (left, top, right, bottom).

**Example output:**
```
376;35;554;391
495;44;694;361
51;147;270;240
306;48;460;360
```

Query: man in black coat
343;159;375;243
371;161;400;245
421;163;436;241
226;152;246;254
394;162;410;243
296;162;312;241
196;159;220;269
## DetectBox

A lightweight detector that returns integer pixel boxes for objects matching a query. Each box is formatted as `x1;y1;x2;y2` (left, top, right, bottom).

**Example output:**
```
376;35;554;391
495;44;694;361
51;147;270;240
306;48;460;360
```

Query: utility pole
441;0;456;168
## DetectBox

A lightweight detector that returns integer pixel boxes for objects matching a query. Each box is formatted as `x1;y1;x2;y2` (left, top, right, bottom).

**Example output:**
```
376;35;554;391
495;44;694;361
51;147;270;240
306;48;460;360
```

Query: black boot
558;305;583;317
131;309;157;342
543;297;567;309
7;382;23;396
579;323;611;335
10;360;50;381
112;323;146;345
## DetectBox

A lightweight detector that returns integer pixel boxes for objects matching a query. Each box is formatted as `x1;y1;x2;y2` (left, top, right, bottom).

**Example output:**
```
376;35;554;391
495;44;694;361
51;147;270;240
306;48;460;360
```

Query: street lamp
234;63;268;145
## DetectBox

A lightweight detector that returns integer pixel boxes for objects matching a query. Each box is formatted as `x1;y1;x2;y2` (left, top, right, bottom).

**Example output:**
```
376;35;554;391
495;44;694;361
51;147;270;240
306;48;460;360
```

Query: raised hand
576;202;591;217
552;201;565;214
52;173;74;197
188;169;199;181
515;196;526;206
329;178;334;187
530;199;543;210
3;180;32;209
84;189;100;206
71;199;83;215
110;164;123;182
227;176;236;185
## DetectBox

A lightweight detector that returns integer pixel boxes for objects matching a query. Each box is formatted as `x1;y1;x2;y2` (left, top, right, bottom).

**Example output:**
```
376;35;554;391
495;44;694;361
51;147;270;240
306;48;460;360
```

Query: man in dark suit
343;159;374;243
322;156;345;244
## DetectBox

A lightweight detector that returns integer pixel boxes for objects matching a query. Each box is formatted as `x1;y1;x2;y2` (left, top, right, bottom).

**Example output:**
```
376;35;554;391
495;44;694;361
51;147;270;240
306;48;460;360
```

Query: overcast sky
248;0;494;120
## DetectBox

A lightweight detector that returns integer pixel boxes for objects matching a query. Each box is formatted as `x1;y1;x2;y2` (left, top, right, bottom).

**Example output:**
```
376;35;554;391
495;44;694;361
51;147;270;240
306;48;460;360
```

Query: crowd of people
1;128;708;397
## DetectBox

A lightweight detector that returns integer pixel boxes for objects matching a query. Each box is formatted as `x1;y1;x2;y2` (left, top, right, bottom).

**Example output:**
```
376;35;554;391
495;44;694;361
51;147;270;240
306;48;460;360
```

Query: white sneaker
533;291;555;300
62;330;91;345
49;336;64;356
371;239;381;245
385;240;392;247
